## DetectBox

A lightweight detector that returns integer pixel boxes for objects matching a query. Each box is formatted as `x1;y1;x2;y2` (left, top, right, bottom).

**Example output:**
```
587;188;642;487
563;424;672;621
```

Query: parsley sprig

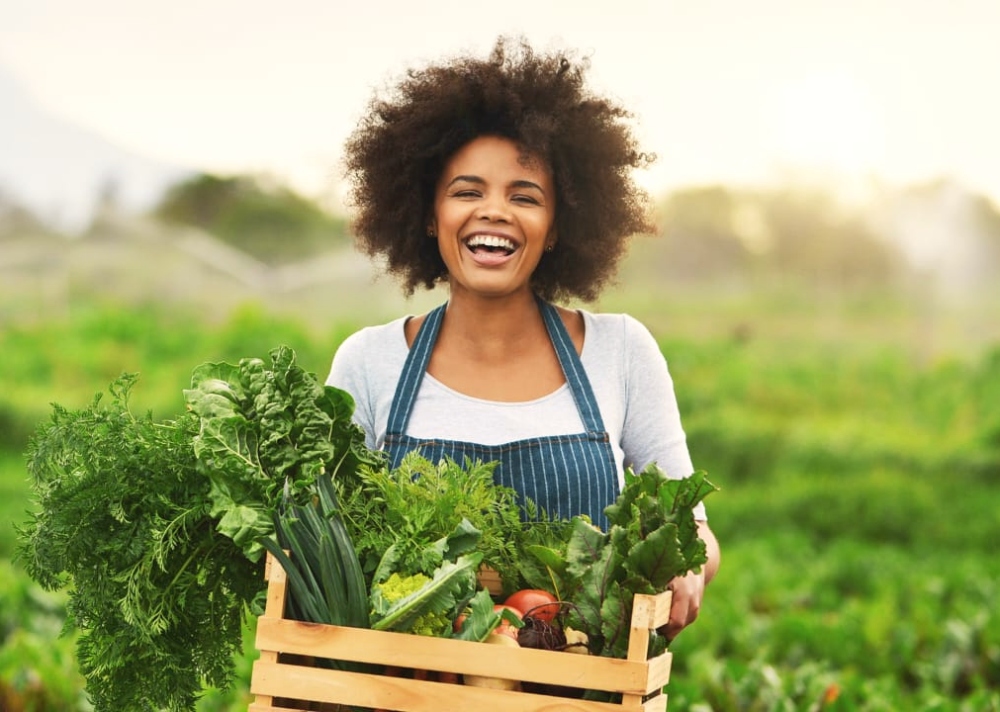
18;374;256;710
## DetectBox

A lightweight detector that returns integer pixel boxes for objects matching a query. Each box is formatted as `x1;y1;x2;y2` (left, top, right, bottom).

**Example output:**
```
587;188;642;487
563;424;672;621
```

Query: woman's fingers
658;570;705;641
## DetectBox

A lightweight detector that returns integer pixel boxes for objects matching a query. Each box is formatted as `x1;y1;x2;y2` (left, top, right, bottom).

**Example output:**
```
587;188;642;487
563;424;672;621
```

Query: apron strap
385;302;445;436
537;299;607;435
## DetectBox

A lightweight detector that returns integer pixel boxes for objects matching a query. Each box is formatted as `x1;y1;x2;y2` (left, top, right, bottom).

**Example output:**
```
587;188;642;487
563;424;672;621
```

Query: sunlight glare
765;70;885;178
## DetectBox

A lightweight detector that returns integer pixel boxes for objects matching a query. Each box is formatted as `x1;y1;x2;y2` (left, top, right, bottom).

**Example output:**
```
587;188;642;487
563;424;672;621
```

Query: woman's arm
659;520;720;641
612;315;720;639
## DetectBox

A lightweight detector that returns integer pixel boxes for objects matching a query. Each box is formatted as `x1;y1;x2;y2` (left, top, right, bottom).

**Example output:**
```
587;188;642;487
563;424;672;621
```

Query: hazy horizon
2;0;999;210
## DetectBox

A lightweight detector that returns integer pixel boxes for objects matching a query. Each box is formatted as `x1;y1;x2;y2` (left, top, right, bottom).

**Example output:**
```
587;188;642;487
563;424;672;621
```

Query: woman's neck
440;290;547;364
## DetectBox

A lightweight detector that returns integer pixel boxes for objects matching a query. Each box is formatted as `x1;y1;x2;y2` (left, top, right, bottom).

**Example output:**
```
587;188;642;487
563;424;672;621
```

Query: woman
328;37;719;640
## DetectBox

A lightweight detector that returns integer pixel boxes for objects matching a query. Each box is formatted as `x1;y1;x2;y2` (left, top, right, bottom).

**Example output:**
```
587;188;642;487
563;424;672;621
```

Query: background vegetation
152;172;350;263
1;175;998;711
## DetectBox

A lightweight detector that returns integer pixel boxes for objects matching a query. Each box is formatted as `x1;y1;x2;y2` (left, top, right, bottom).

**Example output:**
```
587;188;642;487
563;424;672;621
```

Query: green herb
16;375;259;711
341;452;546;589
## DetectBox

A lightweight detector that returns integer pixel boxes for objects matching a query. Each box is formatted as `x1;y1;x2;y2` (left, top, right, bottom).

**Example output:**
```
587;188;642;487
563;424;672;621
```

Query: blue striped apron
384;299;619;529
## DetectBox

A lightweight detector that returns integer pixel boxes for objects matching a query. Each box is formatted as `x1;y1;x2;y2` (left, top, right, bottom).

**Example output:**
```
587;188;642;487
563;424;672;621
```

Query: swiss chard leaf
552;464;718;659
624;522;687;590
185;346;380;562
600;581;632;660
566;528;622;641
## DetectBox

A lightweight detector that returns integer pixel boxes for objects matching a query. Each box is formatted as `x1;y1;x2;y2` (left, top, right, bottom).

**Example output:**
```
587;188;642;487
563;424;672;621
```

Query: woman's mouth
464;234;517;257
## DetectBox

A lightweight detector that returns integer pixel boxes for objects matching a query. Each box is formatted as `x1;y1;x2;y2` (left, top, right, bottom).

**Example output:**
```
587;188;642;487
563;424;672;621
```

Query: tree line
4;172;999;293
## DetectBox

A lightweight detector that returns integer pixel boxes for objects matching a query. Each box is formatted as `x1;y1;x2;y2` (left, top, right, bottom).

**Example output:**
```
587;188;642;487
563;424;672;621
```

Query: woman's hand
658;520;720;641
659;569;706;641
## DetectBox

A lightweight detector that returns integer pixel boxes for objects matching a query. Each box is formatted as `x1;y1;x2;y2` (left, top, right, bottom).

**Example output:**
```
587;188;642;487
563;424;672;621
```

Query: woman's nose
475;194;511;222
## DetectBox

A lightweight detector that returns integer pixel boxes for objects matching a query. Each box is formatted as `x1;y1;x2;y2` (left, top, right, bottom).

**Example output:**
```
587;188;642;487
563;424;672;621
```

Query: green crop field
2;284;998;711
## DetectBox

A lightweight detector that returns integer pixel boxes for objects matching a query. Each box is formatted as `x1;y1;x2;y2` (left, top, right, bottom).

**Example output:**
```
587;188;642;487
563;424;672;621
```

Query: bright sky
2;0;998;207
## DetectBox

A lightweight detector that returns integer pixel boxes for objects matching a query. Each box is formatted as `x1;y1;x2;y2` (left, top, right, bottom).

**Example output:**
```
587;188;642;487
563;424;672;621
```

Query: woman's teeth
466;235;516;254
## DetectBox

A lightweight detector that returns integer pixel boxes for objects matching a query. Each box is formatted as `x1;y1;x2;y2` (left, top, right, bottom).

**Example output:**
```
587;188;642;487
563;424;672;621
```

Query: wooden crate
249;553;674;711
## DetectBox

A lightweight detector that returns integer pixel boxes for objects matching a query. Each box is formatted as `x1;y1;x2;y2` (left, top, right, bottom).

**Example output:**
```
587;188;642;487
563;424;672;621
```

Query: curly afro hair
343;36;655;303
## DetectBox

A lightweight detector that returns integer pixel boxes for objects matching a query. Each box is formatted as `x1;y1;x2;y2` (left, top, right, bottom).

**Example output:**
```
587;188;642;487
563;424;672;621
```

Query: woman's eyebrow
510;179;546;194
446;175;485;187
446;175;547;196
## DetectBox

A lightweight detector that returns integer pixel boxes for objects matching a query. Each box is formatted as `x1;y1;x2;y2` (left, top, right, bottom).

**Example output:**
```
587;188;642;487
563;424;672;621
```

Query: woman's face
430;135;556;301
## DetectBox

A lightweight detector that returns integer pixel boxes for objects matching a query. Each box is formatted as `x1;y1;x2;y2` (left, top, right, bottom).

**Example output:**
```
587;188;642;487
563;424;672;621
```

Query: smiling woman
330;36;720;647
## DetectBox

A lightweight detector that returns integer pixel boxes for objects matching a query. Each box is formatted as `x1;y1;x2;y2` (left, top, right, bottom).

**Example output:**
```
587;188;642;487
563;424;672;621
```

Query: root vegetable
462;634;522;691
562;626;590;655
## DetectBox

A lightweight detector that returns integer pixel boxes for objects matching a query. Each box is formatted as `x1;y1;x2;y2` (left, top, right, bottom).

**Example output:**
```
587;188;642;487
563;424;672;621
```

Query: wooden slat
643;693;669;712
252;553;288;709
645;652;672;690
255;618;660;695
632;592;673;631
250;659;656;712
262;554;288;617
477;565;504;596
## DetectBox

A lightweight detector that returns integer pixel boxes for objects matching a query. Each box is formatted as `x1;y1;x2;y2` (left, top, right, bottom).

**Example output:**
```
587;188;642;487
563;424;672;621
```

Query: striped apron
384;299;619;529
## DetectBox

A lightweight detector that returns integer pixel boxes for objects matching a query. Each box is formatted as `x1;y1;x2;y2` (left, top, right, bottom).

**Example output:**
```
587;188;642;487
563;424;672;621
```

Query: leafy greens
17;346;377;711
521;465;718;662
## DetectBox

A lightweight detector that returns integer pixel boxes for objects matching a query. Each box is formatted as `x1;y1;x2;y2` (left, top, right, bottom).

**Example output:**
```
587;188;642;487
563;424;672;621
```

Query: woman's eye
512;194;540;205
453;190;480;198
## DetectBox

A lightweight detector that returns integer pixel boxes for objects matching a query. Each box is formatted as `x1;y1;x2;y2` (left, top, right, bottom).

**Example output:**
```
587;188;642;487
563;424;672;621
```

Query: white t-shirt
327;309;706;520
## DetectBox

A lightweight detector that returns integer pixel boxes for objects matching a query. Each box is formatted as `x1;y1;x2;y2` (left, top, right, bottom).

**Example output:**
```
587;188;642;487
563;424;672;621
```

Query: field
1;280;999;711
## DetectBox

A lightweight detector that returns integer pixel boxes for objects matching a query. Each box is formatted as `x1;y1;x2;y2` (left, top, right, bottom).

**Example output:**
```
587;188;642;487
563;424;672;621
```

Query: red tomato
493;604;523;619
503;589;560;623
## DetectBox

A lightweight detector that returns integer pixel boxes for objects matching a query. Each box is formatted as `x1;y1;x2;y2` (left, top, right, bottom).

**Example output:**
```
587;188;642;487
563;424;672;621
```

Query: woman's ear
426;220;437;238
545;229;558;252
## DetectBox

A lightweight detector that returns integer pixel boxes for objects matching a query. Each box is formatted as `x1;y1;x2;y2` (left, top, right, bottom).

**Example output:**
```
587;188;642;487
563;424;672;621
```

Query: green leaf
565;518;611;581
443;518;483;560
567;533;620;640
372;543;401;586
519;543;568;596
599;581;631;659
453;588;505;642
624;522;687;590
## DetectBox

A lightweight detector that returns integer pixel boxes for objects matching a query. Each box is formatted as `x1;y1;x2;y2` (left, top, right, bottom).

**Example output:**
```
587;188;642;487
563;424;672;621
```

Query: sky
2;0;999;209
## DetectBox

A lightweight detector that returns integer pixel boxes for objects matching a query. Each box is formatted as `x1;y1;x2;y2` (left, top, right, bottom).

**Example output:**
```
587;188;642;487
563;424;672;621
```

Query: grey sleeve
619;316;707;520
326;331;379;450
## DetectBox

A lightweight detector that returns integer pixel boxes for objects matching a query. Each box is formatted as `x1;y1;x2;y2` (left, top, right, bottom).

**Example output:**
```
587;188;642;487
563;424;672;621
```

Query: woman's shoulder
337;315;410;351
578;308;657;345
328;315;411;384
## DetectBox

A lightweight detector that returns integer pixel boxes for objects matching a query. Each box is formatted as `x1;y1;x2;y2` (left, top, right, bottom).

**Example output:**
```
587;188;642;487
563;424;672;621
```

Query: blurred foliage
153;172;349;263
647;185;908;291
0;189;56;239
